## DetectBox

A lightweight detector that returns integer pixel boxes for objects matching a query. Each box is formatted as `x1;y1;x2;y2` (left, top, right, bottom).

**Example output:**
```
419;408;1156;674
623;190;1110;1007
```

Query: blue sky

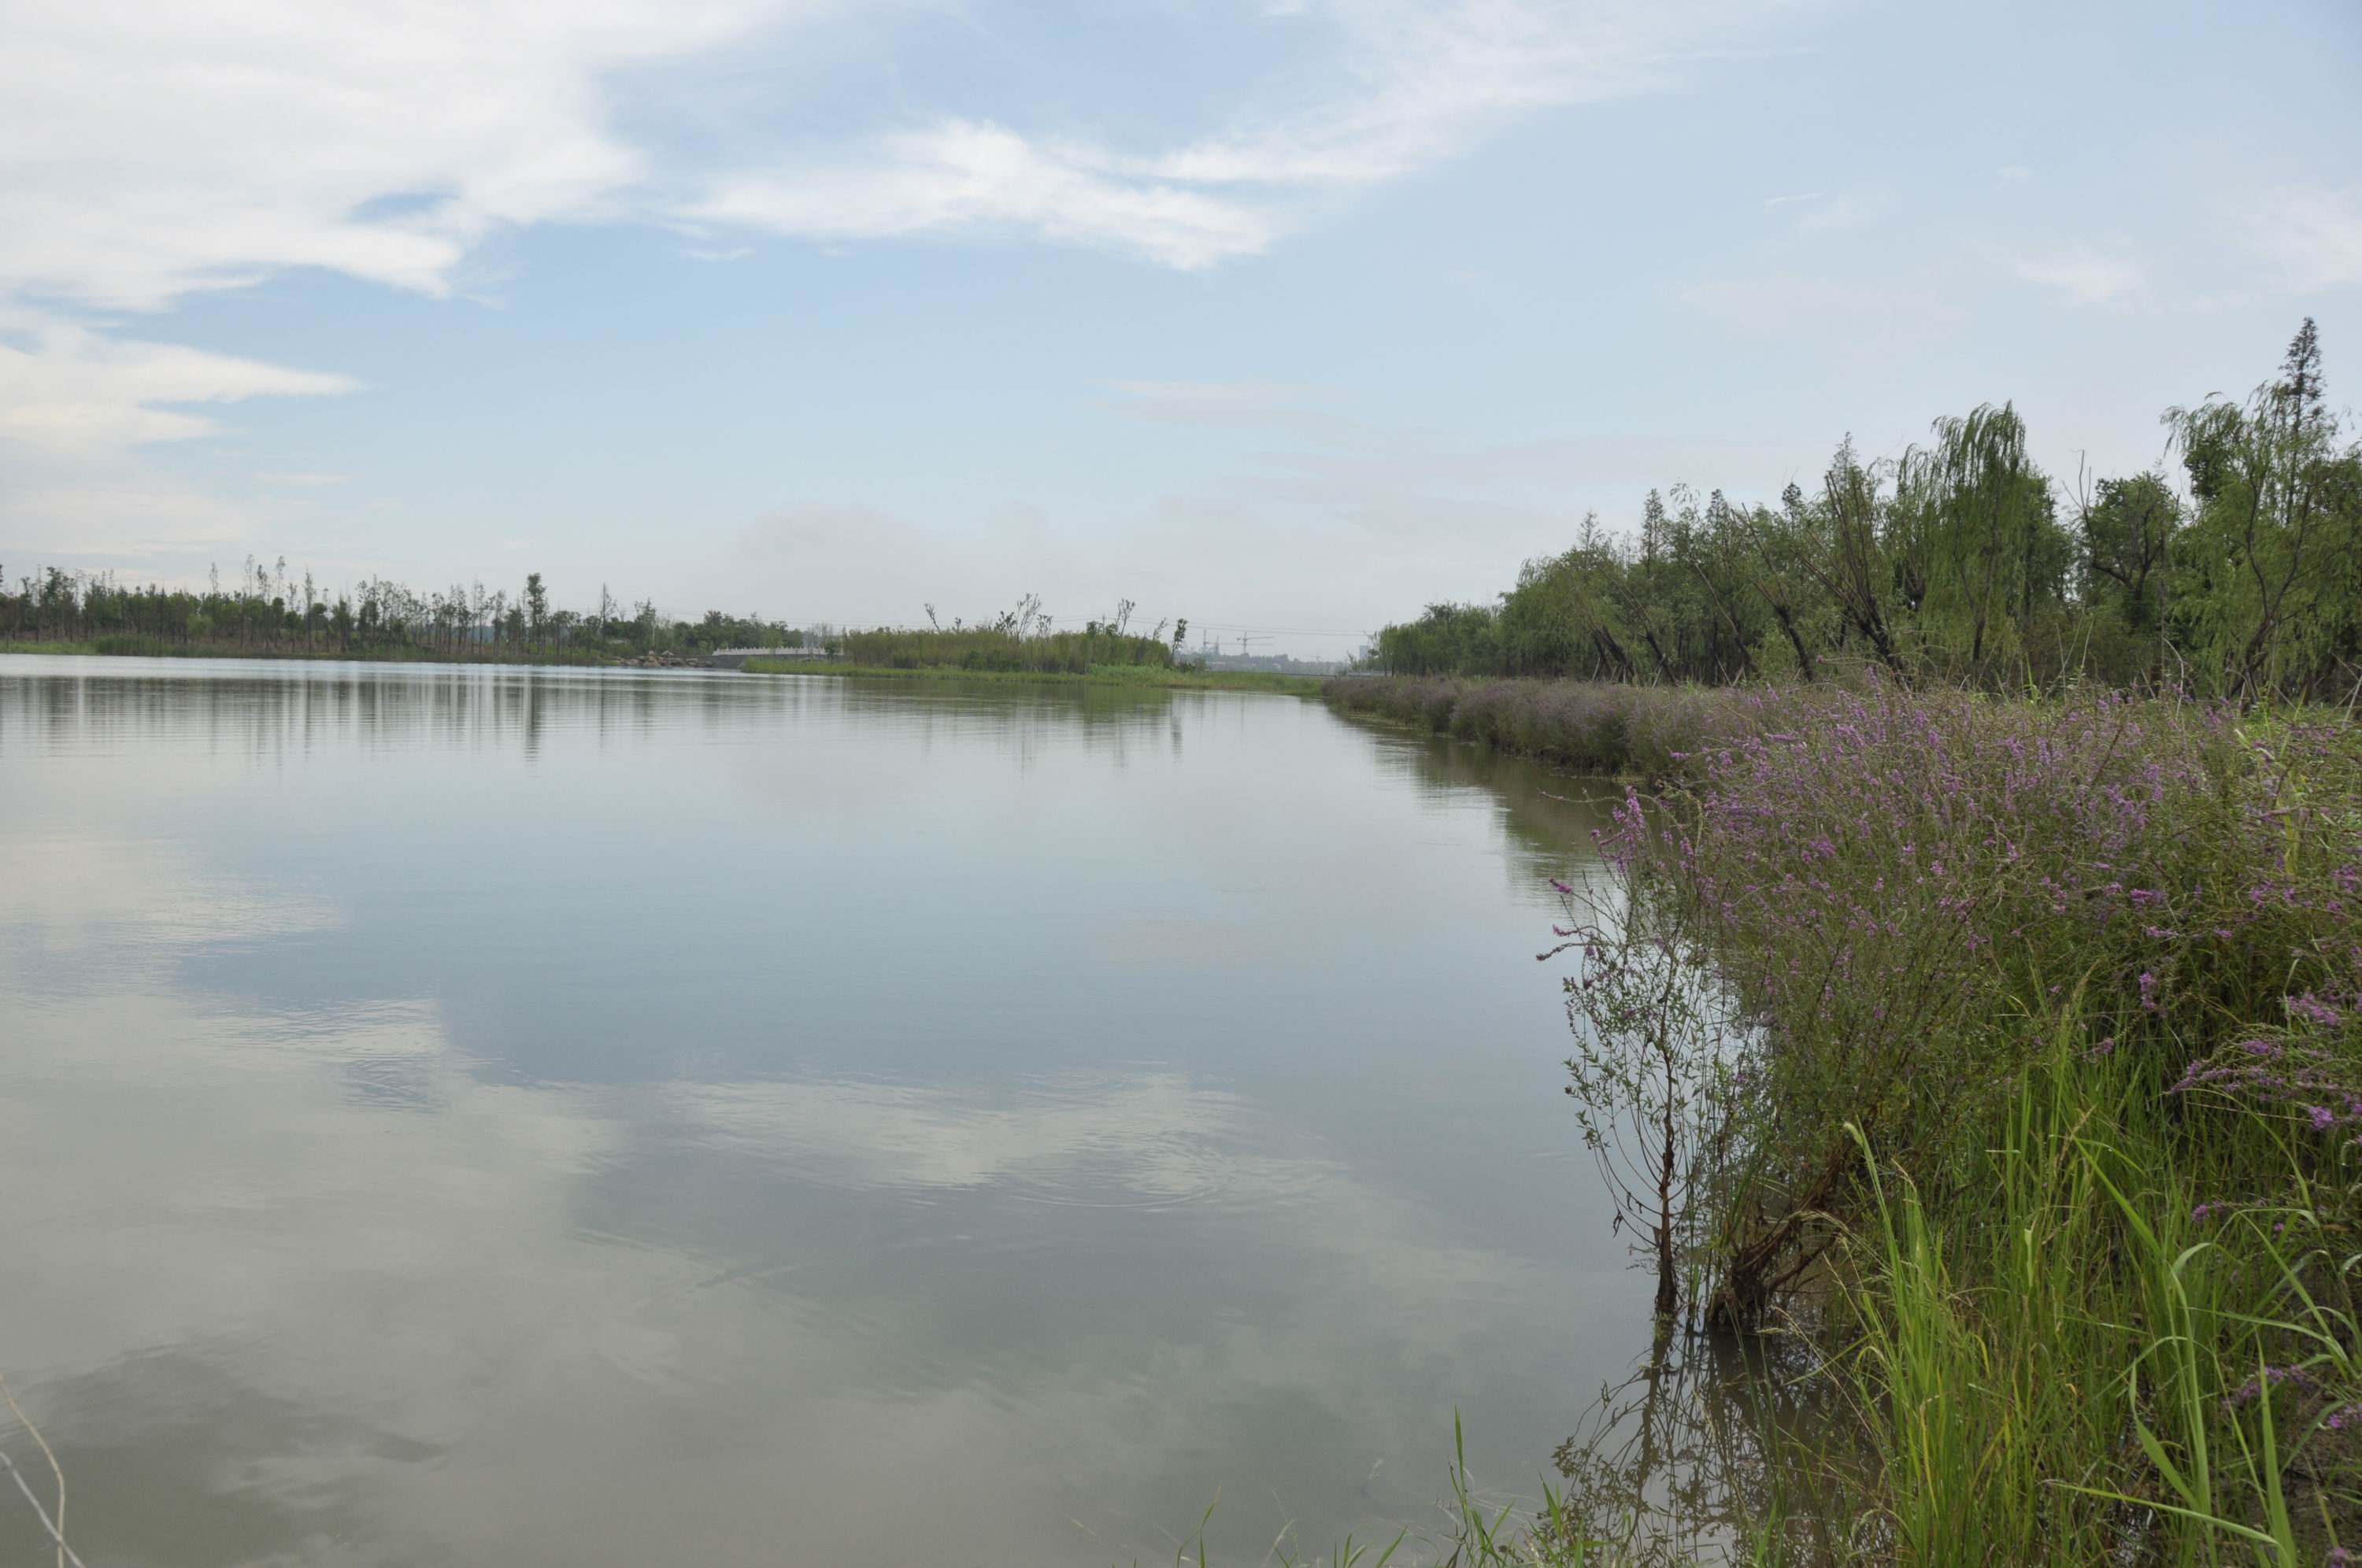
2;0;2358;653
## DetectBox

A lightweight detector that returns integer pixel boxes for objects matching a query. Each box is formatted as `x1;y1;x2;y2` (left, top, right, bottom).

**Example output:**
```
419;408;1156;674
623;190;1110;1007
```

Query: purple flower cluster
1564;675;2362;1221
2174;1037;2362;1141
2224;1363;2316;1409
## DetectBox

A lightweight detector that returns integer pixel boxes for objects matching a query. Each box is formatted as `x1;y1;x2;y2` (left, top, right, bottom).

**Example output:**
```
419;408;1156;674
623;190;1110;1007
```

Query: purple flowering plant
1561;678;2362;1319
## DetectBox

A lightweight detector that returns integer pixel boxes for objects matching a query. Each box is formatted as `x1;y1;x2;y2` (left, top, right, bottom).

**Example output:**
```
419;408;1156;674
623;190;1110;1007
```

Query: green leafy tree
2168;319;2362;701
524;572;550;646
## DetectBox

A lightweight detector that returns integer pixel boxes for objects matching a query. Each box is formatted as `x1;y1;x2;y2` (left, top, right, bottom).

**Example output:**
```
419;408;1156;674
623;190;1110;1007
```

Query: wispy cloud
0;316;354;555
2245;183;2362;294
2010;187;2362;315
2012;243;2150;309
695;121;1278;270
695;0;1803;268
0;321;354;454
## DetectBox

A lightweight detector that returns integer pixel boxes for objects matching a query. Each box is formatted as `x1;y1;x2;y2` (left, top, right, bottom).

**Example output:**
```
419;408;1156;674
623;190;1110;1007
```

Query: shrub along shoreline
1331;672;2362;1562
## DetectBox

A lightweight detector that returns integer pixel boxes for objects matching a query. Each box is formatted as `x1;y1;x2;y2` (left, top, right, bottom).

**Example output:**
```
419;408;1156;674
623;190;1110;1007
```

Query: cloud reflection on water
0;657;1641;1565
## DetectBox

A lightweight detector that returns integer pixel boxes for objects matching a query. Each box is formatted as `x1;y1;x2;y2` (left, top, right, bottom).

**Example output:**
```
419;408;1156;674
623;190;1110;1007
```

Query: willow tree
1792;438;1911;681
2168;319;2362;702
1498;513;1644;681
1897;403;2069;686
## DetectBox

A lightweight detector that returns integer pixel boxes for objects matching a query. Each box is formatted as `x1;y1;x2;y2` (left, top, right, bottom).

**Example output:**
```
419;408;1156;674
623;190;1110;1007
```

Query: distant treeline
0;562;808;660
0;565;1206;677
1369;321;2362;703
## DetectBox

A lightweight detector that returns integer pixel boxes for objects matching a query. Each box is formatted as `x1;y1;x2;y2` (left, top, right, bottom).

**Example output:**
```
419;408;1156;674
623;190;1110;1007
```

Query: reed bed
1322;675;1738;778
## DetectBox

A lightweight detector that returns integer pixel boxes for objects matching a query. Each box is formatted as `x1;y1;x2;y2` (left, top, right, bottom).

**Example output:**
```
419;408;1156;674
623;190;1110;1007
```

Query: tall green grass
1824;1042;2362;1564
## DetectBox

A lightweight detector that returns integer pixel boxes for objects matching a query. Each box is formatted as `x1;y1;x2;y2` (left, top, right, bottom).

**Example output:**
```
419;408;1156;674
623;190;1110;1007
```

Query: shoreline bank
746;658;1322;694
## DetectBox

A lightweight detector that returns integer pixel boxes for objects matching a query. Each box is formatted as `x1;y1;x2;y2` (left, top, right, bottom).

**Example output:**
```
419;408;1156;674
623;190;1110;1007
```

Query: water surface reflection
2;656;1646;1565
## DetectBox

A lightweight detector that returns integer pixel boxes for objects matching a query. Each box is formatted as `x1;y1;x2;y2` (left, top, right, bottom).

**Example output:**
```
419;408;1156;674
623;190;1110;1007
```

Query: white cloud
0;0;819;545
1;0;1811;576
0;317;355;554
0;0;799;312
0;0;1791;539
696;120;1279;269
6;0;1788;303
2245;183;2362;294
0;320;353;454
2012;242;2149;309
697;0;1797;267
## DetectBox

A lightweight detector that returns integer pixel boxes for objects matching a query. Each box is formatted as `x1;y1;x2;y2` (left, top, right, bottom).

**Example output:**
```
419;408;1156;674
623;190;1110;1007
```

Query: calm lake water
0;656;1646;1566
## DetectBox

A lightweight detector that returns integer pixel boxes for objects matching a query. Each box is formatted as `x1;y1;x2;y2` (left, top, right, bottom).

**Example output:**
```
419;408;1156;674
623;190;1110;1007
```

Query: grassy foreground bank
1331;673;2362;1562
